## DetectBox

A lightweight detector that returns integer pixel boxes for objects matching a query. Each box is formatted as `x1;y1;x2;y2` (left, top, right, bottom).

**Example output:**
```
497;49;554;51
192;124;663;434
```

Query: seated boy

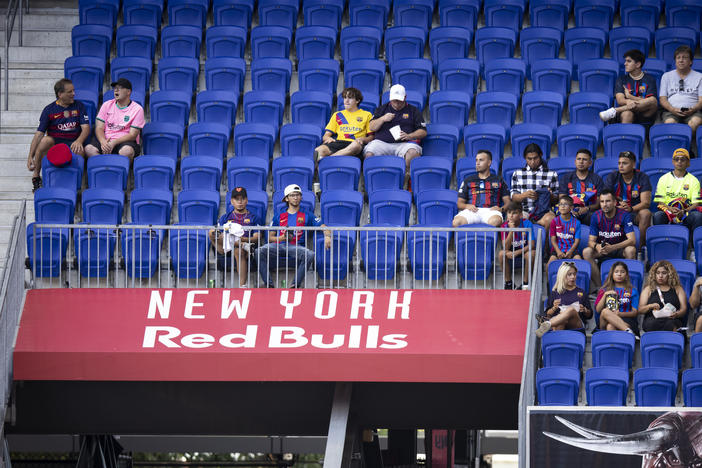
499;202;538;290
547;195;582;265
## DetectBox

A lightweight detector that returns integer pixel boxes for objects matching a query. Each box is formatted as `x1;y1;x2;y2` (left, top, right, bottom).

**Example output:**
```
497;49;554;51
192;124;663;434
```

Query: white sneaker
599;107;617;121
535;321;552;338
690;250;696;263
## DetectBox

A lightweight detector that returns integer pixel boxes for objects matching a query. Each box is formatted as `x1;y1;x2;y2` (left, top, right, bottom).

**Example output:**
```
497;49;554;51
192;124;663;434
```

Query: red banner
14;288;529;383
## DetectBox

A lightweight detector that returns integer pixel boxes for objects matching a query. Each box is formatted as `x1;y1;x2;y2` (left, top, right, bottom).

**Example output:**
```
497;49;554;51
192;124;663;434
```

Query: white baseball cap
283;184;302;201
388;84;406;101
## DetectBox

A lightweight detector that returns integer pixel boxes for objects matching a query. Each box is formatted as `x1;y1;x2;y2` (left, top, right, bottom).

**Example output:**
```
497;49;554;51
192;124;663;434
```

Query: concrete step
6;92;56;109
1;110;43;128
0;29;72;47
0;176;34;197
0;143;31;156
6;46;73;64
0;134;36;144
0;13;78;32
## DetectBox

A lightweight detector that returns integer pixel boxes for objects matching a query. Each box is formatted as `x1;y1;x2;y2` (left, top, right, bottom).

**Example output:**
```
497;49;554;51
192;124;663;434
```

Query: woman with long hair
639;260;687;332
595;261;639;334
536;261;593;337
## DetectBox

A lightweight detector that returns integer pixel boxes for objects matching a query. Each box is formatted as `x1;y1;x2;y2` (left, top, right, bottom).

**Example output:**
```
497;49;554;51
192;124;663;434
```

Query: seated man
652;148;702;235
258;184;331;288
27;78;90;191
603;150;652;245
85;78;145;159
314;87;373;160
583;189;637;287
499;202;538;290
557;148;603;225
599;49;658;124
547;195;582;265
452;149;510;227
363;84;427;188
208;187;261;288
510;143;559;229
659;45;702;135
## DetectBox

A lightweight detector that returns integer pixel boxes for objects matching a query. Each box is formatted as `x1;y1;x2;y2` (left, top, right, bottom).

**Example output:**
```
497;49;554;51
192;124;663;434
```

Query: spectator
583;189;637;286
208;187;262;288
257;184;331;288
595;261;639;334
499;202;538;290
599;49;658;124
452;150;510;227
557;148;603;224
536;261;593;337
659;45;702;135
547;195;582;265
639;260;687;332
510;143;559;230
653;148;702;235
603;150;653;245
689;277;702;333
27;78;90;192
363;84;427;188
314;87;373;160
85;78;145;159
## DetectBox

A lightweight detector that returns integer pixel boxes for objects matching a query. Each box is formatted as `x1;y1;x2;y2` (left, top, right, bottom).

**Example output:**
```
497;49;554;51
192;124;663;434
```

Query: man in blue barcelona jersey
258;184;332;288
453;149;510;227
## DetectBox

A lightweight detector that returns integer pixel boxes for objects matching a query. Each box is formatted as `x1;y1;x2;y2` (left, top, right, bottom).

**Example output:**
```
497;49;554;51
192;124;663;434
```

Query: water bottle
280;279;287;288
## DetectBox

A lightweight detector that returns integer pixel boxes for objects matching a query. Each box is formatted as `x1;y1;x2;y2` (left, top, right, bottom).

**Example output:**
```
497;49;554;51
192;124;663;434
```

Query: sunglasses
673;157;688;162
562;261;576;267
680;79;685;92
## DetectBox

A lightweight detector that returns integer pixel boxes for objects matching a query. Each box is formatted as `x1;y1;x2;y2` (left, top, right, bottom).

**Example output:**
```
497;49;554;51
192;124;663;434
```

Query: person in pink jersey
85;78;145;159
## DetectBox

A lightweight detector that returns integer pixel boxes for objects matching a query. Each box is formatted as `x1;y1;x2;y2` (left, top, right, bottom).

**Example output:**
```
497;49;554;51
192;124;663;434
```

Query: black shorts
597;249;625;263
52;137;78;147
88;137;141;156
323;140;354;154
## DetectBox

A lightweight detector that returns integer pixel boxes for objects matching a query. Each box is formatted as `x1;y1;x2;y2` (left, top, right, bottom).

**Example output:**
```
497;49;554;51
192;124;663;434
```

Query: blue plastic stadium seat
416;189;458;226
484;0;525;32
79;0;119;27
683;368;702;406
666;0;702;30
142;122;185;161
73;225;118;278
390;58;433;101
87;155;130;190
243;91;286;130
521;91;564;130
599;259;645;293
340;26;383;61
655;27;698;68
206;26;247;59
234;122;276;160
178;190;220;225
34;187;76;224
429;91;472;136
123;0;163;29
647;225;690;264
484;58;526;96
169;226;209;278
291;91;333;129
564;27;607;74
502;156;526;190
520;27;562;74
620;0;660;33
556;124;600;159
41;154;84;192
410;157;452;196
180;156;223;192
640;158;673;205
463;123;506;162
280;123;322;159
586;367;629;406
315;230;357;281
273;156;315;191
258;0;299;30
439;0;479;30
72;24;112;61
531;59;572;96
541;330;586;368
250;26;292;59
349;0;390;31
129;188;172;225
609;27;652;63
205;57;246;94
429;26;471;72
161;25;202;58
643;58;667;90
423;123;460;160
578;59;619;96
634;367;678;406
81;188;124;225
168;0;207;28
407;227;451;280
594;157;619;180
122;225;164;278
369;190;412;226
226;156;269;191
116;25;157;60
477;92;518;131
691;333;702;368
251;58;292;94
438;58;480;94
603;123;646;159
26;222;70;277
574;0;614;31
150;90;191;128
196;90;237;130
298;59;340;96
548;259;591;293
74;89;98;125
536;366;580;405
321;190;364;227
64;56;105;96
693;227;702;275
393;0;434;31
344;59;386;96
511;124;553;162
529;0;570;30
649;123;692;159
455;226;498;280
295;25;337;61
187;122;230;158
213;0;253;28
158;57;199;93
319;156;361;192
475;27;517;67
304;0;344;29
592;330;636;369
133;156;175;190
360;226;404;280
568;92;610;130
363;156;406;194
385;26;426;63
669;259;696;297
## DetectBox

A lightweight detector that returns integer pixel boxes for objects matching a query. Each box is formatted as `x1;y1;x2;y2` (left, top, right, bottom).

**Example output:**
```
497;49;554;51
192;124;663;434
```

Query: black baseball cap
110;78;132;90
231;186;248;198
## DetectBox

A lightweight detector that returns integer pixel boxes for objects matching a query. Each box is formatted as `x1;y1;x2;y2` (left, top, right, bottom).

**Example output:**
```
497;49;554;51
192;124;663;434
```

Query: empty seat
594;155;620;180
123;0;163;29
437;58;480;94
64;56;105;96
670;259;696;297
666;0;702;30
291;91;333;129
529;0;570;30
683;368;702;406
180;156;223;191
620;0;660;33
321;190;364;226
122;224;164;279
188;122;230;158
429;91;472;134
484;58;526;96
502;156;526;190
196;90;237;129
691;333;702;368
205;57;246;94
250;25;292;59
80;0;118;28
390;58;433;101
251;58;292;94
455;226;499;280
116;25;158;60
178;190;220;225
298;59;340;96
213;0;253;28
363;156;406;193
167;0;207;28
273;156;315;191
640;157;673;202
129;188;172;225
303;0;344;29
340;26;383;61
111;55;153;95
643;58;667;89
416;189;458;226
280;123;322;158
150;90;191;127
344;59;386;96
243;91;286;130
520;27;562;73
511;124;553;162
385;26;426;63
73;224;118;278
591;330;636;369
574;0;614;31
407;227;451;280
393;0;434;31
649;123;692;159
161;25;202;58
438;0;479;30
586;367;629;406
568;92;610;130
475;27;517;67
318;156;361;192
87;155;130;190
360;226;404;280
349;0;390;31
82;188;124;224
206;25;247;59
295;25;337;61
234;122;277;160
463;123;506;163
258;0;299;30
541;330;586;368
646;225;690;264
423;123;460;160
556;124;600;159
169;227;209;278
655;27;698;68
369;190;412;226
693;227;702;275
603;123;646;159
34;187;76;224
536;366;580;405
609;27;652;63
158;57;199;93
410;157;452;195
226;156;269;191
429;26;472;72
72;24;112;61
41;153;84;192
133;155;176;190
564;27;607;74
634;367;678;406
142;122;185;161
577;59;619;97
483;0;525;32
521;91;564;129
316;230;357;282
531;59;572;96
477;92;518;131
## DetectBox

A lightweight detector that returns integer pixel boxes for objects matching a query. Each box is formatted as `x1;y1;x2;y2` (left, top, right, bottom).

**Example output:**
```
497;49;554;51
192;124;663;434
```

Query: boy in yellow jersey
315;87;373;160
653;148;702;235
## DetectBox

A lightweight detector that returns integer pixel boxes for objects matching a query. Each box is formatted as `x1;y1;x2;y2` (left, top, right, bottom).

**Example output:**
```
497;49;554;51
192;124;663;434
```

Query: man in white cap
363;84;427;188
257;184;331;288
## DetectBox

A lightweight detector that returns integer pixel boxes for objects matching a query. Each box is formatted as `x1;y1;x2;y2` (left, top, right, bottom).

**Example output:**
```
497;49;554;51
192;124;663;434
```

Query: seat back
536;366;580;405
321;190;364;226
591;330;636;369
634;367;678;406
130;188;173;224
585;366;629;406
369;190;412;226
641;331;685;371
82;188;124;224
541;330;586;368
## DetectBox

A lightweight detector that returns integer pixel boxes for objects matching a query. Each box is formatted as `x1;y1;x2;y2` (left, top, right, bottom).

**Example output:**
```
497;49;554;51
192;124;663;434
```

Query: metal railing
4;0;24;112
27;224;537;291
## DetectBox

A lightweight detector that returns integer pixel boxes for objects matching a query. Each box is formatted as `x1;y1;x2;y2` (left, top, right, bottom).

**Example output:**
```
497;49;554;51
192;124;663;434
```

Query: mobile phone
681;107;690;112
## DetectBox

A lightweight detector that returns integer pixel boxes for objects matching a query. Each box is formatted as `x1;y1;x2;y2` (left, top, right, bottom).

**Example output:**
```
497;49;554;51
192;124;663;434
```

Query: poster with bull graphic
529;408;702;467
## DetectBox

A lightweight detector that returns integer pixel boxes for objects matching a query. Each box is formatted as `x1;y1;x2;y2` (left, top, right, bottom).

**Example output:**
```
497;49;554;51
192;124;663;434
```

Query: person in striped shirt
453;150;510;227
547;195;582;266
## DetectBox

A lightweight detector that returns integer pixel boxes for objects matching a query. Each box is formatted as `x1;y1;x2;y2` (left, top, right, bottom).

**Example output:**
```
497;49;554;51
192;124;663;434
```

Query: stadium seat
321;190;364;227
547;259;591;293
422;124;460;160
393;0;434;31
556;124;600;159
73;225;118;278
122;225;164;279
536;366;580;406
531;59;572;96
522;91;563;129
691;159;702;186
142;122;185;161
133;156;175;190
226;156;269;191
410;158;452;196
609;27;652;62
280;123;322;159
520;27;562;73
109;56;152;99
455;226;499;281
41;154;83;192
390;58;433;100
483;0;525;32
234;123;277;160
298;59;340;96
574;0;614;31
603;123;646;160
476;92;518;131
87;155;130;190
150;90;191;128
304;0;344;29
594;157;619;180
641;331;684;371
161;25;202;58
344;59;386;96
205;57;246;94
591;330;636;369
655;27;698;68
251;58;292;95
213;0;253;28
80;0;118;28
547;157;574;179
64;56;105;96
349;0;390;31
169;227;209;278
585;367;629;406
510;123;552;162
638;58;666;91
649;123;692;159
258;0;298;30
429;91;473;134
568;92;610;130
416;189;458;226
196;90;237;130
71;24;112;61
340;26;383;61
369;190;412;226
272;189;315;215
26;222;70;277
167;0;207;28
683;369;702;407
669;259;696;297
666;0;702;30
180;156;223;192
187;122;230;158
385;26;426;63
693;227;702;275
646;225;689;264
316;230;357;282
463;123;506;162
82;188;124;224
541;330;586;369
251;26;292;59
407;227;451;281
295;25;337;61
438;0;479;30
116;25;157;60
484;58;526;96
429;27;472;72
123;0;163;29
34;187;76;224
360;226;404;281
502;156;526;189
438;58;480;94
206;26;247;59
620;0;660;33
129;188;172;225
529;0;570;30
475;27;517;67
318;156;361;192
564;27;607;73
243;91;286;130
291;91;333;129
363;156;406;194
691;333;702;368
158;57;199;93
177;190;220;225
74;89;98;125
640;158;673;203
600;259;645;293
578;59;619;96
273;156;315;191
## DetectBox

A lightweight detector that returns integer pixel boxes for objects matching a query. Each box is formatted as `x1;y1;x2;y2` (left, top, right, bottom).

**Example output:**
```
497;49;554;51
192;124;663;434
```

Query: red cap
46;143;72;167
